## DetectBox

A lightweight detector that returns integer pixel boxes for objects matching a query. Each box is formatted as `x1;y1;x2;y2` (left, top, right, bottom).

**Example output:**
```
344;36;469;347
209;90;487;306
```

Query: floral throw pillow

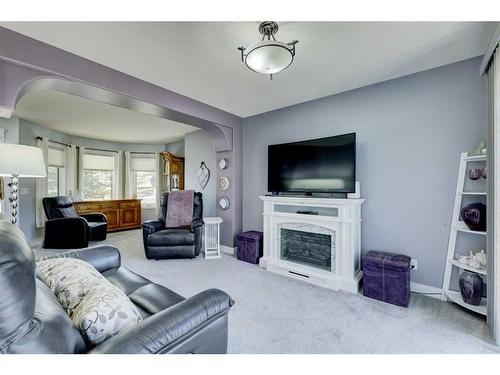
36;258;143;346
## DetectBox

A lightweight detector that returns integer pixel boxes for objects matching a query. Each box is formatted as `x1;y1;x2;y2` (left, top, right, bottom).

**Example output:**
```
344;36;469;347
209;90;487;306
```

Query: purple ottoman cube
362;250;411;307
237;231;263;264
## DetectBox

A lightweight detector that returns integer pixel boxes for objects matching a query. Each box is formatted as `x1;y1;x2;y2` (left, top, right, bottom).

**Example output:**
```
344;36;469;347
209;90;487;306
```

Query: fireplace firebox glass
280;228;332;271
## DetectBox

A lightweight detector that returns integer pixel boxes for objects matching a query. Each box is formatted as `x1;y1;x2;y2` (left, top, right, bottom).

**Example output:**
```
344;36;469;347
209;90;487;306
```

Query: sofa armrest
39;245;121;273
90;289;234;354
142;220;163;234
190;219;204;233
79;212;107;223
142;220;163;249
43;217;89;249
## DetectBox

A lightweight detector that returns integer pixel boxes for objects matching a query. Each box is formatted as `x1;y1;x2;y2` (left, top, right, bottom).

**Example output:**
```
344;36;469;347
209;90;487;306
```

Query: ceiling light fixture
238;21;298;80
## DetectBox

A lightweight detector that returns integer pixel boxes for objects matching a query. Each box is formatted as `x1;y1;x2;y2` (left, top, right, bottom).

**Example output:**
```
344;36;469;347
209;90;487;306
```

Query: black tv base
269;192;349;199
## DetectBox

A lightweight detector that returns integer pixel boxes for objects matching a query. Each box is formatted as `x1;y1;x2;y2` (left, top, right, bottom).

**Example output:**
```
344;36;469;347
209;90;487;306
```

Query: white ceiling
2;22;496;117
15;89;199;144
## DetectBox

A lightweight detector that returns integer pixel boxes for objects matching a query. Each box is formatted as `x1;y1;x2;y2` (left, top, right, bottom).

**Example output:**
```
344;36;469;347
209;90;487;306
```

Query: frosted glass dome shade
244;41;294;74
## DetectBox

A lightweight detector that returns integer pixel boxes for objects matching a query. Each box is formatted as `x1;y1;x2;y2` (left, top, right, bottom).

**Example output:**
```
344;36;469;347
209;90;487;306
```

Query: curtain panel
124;151;134;199
77;146;85;199
155;152;162;214
65;144;77;196
113;150;123;199
35;137;49;228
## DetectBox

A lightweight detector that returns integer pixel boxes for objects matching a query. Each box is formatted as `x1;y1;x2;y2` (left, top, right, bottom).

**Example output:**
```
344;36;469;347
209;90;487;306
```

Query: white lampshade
244;41;294;74
0;144;47;177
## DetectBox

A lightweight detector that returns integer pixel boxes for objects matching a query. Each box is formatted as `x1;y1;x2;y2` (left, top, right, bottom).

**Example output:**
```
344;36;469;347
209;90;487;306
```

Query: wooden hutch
161;151;185;192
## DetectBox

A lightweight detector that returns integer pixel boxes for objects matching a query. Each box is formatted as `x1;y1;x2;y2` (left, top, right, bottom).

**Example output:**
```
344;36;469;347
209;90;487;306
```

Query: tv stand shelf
275;204;338;217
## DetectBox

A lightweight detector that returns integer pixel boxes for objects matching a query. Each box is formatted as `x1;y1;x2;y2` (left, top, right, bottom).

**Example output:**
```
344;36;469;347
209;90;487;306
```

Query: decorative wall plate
218;197;230;210
197;161;210;189
218;158;228;170
218;176;230;191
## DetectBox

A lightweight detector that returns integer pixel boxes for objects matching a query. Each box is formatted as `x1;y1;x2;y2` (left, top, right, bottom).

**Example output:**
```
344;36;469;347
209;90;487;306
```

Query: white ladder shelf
441;152;487;315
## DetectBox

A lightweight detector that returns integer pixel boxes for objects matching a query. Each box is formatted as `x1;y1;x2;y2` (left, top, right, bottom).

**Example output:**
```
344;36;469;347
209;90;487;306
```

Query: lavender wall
242;57;486;289
184;130;216;218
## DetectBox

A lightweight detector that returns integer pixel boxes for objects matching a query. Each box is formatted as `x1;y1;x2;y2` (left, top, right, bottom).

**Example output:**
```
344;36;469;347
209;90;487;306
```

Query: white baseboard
220;245;235;255
410;281;442;299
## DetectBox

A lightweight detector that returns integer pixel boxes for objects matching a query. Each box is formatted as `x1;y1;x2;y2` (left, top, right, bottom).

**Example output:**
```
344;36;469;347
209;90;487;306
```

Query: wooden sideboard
74;199;142;232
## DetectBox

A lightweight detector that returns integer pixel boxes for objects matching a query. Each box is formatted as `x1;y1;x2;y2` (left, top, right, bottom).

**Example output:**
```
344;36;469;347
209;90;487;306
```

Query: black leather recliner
42;196;107;249
142;192;204;260
0;218;234;354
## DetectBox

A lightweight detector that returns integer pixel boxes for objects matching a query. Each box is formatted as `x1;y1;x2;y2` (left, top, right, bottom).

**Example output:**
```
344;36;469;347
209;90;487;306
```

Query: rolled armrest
142;220;163;233
190;219;204;233
142;220;163;249
90;289;234;354
80;212;107;222
39;245;121;273
43;217;88;249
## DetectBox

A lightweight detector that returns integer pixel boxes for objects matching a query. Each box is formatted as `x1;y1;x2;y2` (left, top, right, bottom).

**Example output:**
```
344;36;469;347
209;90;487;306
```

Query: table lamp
0;143;47;224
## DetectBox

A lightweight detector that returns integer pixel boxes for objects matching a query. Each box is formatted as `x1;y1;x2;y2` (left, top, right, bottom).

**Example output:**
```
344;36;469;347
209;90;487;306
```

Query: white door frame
482;22;500;346
487;49;500;346
493;63;500;346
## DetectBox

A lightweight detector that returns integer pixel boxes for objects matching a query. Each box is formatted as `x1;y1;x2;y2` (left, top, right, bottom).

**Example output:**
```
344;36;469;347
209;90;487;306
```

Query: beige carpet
35;229;499;354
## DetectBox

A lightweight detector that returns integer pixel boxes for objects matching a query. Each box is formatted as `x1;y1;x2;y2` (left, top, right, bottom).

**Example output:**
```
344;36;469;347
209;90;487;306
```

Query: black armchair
42;196;107;249
142;192;204;260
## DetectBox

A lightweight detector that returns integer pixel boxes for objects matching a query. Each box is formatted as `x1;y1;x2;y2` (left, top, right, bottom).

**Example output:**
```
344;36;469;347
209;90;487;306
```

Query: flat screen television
267;132;356;194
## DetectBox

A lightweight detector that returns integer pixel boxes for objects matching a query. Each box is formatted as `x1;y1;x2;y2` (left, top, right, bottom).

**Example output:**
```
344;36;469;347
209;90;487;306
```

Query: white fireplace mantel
259;195;365;293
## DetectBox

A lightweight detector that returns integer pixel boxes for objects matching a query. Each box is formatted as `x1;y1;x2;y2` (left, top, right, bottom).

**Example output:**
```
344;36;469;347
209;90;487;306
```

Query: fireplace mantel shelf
259;195;364;293
259;195;365;205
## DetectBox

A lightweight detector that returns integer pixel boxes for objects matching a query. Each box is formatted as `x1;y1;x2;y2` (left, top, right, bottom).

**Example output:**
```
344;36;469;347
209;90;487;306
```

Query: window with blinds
83;153;115;171
132;155;156;172
83;152;116;200
47;145;65;197
131;154;156;208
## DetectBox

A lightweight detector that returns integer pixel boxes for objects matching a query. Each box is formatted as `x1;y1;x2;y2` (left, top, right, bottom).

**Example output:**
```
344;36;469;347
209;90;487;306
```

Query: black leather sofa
0;218;234;354
42;196;107;249
143;192;204;260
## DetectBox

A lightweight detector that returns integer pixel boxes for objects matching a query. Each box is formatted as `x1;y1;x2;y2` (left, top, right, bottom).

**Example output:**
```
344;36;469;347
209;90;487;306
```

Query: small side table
204;217;223;259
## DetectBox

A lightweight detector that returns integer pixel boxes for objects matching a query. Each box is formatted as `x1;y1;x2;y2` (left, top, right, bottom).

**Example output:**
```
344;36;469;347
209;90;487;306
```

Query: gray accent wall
184;130;216;218
242;57;486;289
0;117;20;143
164;139;185;157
